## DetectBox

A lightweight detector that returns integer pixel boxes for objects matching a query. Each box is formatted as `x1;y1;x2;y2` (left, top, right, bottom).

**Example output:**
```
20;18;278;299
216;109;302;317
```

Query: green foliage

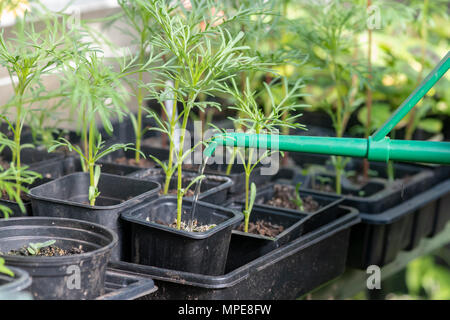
0;258;14;278
220;76;307;231
406;255;450;300
136;0;263;229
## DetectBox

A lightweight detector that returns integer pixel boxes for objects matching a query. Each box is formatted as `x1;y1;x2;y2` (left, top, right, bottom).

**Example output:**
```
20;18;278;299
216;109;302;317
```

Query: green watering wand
204;52;450;165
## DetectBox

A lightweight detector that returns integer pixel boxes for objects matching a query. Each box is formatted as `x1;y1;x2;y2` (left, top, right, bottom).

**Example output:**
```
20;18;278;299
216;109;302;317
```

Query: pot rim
0;216;118;264
28;172;161;210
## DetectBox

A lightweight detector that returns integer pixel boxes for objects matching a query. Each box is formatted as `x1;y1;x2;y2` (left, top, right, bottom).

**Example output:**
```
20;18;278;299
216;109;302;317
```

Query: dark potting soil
3;245;84;257
113;156;155;168
0;189;30;202
0;157;10;170
237;220;284;237
148;217;216;232
262;184;321;213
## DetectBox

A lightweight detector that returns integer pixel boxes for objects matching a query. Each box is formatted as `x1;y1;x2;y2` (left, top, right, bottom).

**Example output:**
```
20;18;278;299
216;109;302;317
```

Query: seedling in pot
26;240;55;256
0;12;75;201
221;76;307;233
49;50;143;206
290;0;367;194
137;0;259;230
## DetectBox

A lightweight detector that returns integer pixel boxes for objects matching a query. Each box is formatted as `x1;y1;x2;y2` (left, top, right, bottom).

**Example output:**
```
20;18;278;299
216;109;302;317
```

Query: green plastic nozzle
203;51;450;166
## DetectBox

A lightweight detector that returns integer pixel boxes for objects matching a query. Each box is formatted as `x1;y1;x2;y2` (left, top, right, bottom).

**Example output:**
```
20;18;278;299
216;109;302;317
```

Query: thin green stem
88;118;96;206
135;45;145;163
175;96;193;230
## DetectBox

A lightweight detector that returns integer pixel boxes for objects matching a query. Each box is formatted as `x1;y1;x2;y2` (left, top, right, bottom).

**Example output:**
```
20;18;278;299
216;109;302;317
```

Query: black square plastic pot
0;217;118;300
129;168;234;204
120;196;244;276
0;178;53;218
109;206;360;300
0;147;64;169
183;163;271;195
225;190;346;271
296;160;435;214
28;172;161;261
100;145;169;169
33;156;145;180
347;179;450;269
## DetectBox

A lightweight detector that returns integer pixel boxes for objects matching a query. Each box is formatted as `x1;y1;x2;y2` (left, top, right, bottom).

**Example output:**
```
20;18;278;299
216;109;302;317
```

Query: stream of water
187;156;209;231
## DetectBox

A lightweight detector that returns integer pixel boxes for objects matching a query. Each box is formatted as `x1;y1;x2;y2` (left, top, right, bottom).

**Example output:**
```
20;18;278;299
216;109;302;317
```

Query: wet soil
237;220;284;237
159;189;195;197
4;244;84;257
263;184;321;213
148;217;216;232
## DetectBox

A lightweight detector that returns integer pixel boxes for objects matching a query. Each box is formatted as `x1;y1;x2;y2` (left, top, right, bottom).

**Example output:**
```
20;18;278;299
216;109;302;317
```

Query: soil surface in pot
236;220;284;237
261;184;320;213
1;189;30;202
113;157;155;168
160;189;195;197
0;157;10;170
147;217;216;232
3;245;84;257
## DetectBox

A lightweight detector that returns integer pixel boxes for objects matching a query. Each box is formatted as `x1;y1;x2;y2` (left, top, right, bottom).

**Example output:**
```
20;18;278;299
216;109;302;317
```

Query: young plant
222;76;307;232
0;257;14;278
114;0;161;163
138;0;259;230
49;52;137;206
291;182;305;212
289;0;368;194
26;240;55;256
0;132;41;217
0;12;77;200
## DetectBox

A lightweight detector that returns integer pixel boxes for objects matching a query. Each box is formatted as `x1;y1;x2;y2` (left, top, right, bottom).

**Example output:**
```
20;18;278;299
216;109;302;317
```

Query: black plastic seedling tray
110;206;360;300
129;168;234;204
33;156;144;179
28;172;161;261
347;179;450;269
121;197;243;276
97;268;158;300
297;161;435;214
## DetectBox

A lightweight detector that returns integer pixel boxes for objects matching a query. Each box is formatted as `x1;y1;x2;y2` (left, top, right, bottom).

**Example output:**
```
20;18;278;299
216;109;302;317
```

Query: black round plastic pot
129;168;234;204
0;266;32;300
28;172;161;261
121;196;243;276
0;217;118;300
